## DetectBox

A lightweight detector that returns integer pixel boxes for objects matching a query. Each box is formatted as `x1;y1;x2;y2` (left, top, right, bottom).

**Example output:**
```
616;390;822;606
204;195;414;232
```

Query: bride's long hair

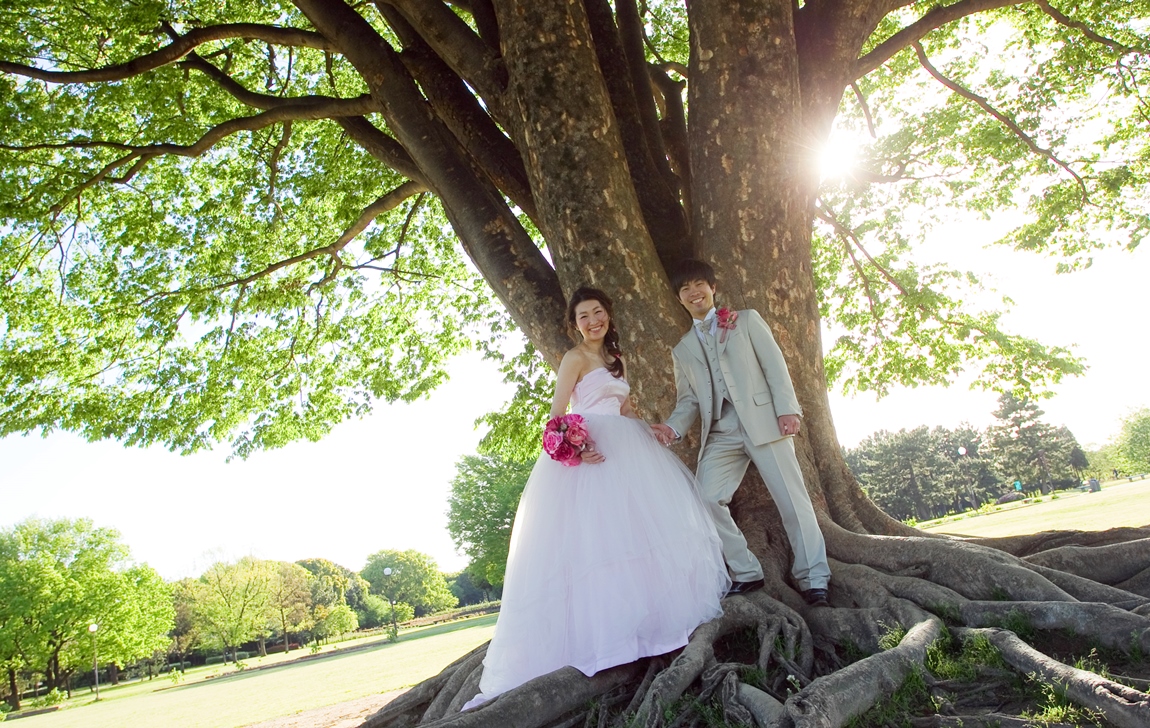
567;287;624;379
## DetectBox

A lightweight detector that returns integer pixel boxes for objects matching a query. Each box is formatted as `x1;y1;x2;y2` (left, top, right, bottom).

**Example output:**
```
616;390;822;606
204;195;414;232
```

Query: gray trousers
696;403;831;590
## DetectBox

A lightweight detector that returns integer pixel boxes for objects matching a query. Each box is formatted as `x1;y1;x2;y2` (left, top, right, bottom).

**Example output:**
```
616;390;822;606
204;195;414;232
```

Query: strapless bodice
570;367;629;416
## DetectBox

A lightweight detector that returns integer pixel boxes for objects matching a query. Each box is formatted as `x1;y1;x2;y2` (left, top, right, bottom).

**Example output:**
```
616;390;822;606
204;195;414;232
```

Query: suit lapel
681;330;706;366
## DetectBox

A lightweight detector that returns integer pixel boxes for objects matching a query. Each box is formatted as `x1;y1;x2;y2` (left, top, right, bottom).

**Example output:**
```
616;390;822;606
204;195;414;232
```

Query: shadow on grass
163;613;498;693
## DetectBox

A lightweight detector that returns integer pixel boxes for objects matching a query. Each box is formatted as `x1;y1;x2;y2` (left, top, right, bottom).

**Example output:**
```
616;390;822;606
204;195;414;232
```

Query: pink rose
552;441;576;463
566;425;587;446
542;429;565;454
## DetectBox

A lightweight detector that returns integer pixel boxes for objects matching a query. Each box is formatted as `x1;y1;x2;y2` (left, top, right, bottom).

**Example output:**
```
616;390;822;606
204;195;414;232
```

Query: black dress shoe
802;588;830;607
725;578;765;597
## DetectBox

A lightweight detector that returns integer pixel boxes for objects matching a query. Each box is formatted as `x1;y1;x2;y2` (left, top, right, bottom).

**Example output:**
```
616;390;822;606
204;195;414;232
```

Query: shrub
35;689;67;707
205;655;226;665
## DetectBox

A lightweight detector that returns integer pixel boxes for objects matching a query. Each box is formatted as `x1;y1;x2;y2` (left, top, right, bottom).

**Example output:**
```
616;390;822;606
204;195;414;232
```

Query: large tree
2;0;1150;725
0;519;173;705
446;453;532;586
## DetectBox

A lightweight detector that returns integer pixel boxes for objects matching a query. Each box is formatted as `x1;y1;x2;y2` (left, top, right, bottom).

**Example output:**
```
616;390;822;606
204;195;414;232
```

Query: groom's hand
778;414;802;437
650;423;677;445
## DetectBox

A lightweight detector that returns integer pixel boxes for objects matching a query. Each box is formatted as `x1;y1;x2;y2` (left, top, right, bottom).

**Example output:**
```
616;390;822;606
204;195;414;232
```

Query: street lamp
88;623;100;701
382;567;399;641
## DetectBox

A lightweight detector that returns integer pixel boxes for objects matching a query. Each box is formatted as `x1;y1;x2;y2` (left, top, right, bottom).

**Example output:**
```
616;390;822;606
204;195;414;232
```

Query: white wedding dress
463;367;730;710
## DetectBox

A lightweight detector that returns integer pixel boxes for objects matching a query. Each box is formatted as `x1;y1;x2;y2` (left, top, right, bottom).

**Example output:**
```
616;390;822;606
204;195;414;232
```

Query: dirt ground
243;689;408;728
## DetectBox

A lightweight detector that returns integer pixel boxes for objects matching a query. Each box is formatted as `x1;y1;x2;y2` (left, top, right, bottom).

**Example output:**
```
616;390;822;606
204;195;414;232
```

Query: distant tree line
1082;408;1150;482
844;393;1089;523
0;518;472;712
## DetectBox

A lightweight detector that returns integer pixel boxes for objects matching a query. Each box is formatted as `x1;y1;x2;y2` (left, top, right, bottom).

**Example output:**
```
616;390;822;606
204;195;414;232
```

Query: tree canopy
0;518;172;708
446;453;532;587
3;1;1150;726
361;548;458;616
1114;408;1150;472
2;1;1145;458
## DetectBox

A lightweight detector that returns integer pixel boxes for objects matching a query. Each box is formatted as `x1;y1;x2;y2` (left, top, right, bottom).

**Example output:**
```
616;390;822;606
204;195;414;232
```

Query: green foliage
877;623;908;651
320;603;358;638
193;557;273;660
445;570;496;607
986;393;1085;490
0;0;502;457
0;0;1141;459
446;454;532;587
998;609;1036;641
1022;678;1104;727
0;517;173;691
848;393;1091;521
473;342;554;462
925;631;1004;682
356;594;391;630
1114;408;1150;473
361;549;457;617
267;562;314;647
815;2;1150;397
845;423;995;521
845;668;935;728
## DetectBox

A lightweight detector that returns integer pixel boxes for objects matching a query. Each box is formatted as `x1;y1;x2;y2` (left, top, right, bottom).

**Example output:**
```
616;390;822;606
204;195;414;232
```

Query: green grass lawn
14;614;497;728
919;476;1150;538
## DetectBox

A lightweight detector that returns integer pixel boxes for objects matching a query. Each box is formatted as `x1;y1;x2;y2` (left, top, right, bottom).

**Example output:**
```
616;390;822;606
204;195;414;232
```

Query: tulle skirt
463;414;730;709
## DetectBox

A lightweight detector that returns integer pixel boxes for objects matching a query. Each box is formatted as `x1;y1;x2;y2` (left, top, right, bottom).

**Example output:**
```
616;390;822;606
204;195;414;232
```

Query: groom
651;260;831;606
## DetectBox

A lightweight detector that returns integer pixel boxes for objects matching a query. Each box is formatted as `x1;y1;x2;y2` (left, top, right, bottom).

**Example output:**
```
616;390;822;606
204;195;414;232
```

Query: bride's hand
580;444;605;464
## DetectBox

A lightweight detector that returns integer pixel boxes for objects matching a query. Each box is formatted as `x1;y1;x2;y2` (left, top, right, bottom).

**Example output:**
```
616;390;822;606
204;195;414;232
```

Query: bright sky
1;241;1147;581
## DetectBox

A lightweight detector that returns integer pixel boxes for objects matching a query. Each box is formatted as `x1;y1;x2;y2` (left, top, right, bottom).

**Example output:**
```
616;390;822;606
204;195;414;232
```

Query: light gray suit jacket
665;309;802;461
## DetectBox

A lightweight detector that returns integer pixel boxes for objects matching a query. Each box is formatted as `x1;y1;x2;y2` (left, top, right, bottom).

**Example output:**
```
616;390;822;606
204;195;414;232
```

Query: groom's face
677;279;716;320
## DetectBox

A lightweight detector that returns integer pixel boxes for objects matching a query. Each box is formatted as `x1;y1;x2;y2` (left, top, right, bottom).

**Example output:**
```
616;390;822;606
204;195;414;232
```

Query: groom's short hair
669;259;717;292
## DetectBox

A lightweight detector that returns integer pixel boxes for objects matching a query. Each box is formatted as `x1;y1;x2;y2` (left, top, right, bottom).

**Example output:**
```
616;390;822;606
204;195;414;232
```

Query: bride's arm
549;351;582;419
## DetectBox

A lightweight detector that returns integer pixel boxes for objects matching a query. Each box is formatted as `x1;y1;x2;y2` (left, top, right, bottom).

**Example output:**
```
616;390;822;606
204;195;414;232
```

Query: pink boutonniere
716;307;739;343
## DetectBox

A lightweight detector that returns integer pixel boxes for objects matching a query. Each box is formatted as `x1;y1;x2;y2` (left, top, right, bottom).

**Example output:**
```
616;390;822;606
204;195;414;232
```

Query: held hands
778;414;802;437
650;423;677;446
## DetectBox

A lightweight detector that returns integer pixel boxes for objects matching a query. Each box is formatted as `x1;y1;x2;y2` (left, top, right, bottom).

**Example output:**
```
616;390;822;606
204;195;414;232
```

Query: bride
463;287;730;709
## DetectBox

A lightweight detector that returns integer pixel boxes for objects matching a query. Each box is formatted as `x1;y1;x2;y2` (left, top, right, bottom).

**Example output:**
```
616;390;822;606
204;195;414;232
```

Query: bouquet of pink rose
543;414;592;467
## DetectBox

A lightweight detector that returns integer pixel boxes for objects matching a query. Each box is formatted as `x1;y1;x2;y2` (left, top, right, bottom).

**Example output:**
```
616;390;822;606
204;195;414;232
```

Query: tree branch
48;100;375;214
851;82;878;138
912;41;1089;203
813;201;907;296
180;52;425;183
144;180;426;303
1034;0;1141;55
582;0;689;268
293;0;569;363
377;3;537;220
649;64;691;224
378;0;509;119
0;24;334;84
853;0;1025;81
815;200;882;329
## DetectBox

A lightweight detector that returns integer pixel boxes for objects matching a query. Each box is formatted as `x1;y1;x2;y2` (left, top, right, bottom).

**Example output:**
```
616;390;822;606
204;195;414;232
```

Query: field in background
16;614;497;728
919;477;1150;538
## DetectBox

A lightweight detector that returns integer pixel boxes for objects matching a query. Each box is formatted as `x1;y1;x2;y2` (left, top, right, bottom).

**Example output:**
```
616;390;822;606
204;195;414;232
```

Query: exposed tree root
909;715;1076;727
1022;538;1150;585
784;619;943;728
357;528;1150;728
632;594;811;727
969;526;1150;557
958;601;1150;653
1118;564;1150;599
958;627;1150;728
825;529;1076;602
